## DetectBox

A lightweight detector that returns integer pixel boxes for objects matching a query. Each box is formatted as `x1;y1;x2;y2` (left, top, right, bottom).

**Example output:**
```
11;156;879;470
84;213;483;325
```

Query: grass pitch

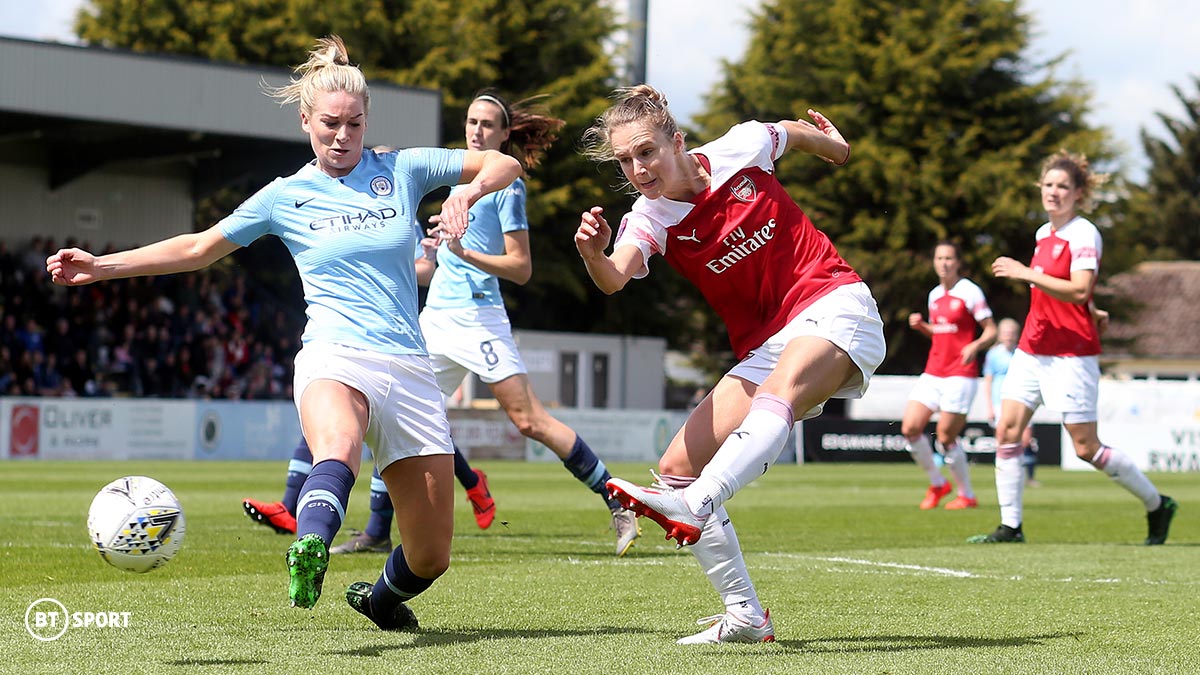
3;460;1197;674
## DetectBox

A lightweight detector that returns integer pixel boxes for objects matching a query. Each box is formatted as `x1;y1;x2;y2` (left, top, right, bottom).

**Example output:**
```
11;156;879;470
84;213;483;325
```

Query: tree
695;0;1111;373
74;0;700;344
1122;77;1200;262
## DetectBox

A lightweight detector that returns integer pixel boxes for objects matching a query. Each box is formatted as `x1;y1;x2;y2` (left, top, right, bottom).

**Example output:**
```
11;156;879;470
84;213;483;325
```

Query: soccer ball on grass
87;476;186;573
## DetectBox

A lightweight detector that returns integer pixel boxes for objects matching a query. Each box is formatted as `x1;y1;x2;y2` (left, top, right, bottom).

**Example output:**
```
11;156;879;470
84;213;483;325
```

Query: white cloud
0;0;80;43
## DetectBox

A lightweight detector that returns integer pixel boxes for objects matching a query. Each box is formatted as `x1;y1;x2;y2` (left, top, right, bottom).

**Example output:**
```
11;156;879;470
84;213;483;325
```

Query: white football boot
611;508;641;557
677;609;776;645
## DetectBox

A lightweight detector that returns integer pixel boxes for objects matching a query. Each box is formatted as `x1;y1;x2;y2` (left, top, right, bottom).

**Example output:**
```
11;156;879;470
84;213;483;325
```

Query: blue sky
4;0;1198;181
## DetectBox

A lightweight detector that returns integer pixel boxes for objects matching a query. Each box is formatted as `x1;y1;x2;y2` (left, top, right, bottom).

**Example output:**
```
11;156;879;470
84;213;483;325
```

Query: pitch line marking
756;552;1196;586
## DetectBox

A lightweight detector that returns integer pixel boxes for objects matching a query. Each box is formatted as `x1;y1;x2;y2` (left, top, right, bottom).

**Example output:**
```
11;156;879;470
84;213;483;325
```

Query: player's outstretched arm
778;110;851;165
46;225;239;286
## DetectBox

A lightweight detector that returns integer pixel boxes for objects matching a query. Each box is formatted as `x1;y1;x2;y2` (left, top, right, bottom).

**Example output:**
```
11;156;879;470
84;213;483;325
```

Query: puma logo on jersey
676;228;701;243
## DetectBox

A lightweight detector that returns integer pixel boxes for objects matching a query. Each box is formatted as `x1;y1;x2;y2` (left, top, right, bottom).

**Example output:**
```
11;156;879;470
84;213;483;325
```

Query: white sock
942;441;973;498
693;505;765;622
907;435;946;486
995;456;1024;528
661;475;764;621
1091;446;1162;511
683;395;793;517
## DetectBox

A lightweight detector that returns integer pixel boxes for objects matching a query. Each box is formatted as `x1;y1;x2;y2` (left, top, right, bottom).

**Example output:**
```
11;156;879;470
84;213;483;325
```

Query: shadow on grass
774;631;1083;653
330;625;662;656
164;658;269;666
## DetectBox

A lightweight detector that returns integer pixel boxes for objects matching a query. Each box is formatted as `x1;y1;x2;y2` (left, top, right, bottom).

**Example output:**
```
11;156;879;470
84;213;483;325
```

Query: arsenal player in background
900;241;996;511
972;149;1177;545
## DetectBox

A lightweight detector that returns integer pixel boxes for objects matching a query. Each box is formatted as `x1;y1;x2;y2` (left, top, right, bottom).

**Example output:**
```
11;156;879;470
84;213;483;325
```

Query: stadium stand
0;236;303;400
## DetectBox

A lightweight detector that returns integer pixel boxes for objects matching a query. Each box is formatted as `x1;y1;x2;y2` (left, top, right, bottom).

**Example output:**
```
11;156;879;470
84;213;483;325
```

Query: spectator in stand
62;348;96;396
0;312;22;359
33;351;66;396
45;316;75;366
0;346;16;392
16;317;45;357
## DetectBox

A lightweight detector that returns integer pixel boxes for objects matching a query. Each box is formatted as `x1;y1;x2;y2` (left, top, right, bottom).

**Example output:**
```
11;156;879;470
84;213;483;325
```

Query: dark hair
934;240;961;258
469;89;564;170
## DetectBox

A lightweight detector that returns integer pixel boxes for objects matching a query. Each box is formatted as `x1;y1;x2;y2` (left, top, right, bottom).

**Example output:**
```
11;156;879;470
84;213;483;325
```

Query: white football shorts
1000;349;1099;424
292;341;453;472
908;373;979;415
728;282;886;420
420;305;527;396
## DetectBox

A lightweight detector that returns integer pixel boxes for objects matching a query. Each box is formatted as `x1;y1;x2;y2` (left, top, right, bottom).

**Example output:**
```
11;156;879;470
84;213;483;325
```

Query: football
87;476;186;573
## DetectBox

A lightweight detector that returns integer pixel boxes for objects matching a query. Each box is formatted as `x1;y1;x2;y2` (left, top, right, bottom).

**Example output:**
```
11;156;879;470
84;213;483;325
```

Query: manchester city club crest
371;175;394;196
730;175;757;203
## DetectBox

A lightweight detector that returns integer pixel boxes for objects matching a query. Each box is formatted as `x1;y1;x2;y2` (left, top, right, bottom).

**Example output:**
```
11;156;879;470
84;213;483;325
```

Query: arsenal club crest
730;175;757;203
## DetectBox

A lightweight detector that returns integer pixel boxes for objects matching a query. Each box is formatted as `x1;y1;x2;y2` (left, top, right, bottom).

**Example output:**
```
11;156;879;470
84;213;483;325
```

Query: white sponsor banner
525;409;690;464
449;417;521;448
2;397;194;460
848;375;1061;423
1061;423;1200;472
193;401;303;460
1096;380;1200;422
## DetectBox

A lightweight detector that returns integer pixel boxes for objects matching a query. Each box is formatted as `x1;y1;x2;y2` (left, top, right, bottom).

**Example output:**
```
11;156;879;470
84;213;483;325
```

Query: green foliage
5;460;1199;673
1121;76;1200;262
73;0;697;343
697;0;1111;372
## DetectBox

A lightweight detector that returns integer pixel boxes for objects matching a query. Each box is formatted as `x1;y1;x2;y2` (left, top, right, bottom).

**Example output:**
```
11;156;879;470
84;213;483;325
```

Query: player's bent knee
405;550;450;579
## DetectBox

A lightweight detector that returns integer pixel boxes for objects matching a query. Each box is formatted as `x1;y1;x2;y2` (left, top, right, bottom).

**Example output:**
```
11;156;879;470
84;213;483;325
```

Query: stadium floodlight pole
626;0;648;85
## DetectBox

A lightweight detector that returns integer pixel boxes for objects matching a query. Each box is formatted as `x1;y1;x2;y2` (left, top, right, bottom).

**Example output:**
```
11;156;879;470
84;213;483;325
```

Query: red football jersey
613;122;860;359
923;278;992;377
1018;217;1102;356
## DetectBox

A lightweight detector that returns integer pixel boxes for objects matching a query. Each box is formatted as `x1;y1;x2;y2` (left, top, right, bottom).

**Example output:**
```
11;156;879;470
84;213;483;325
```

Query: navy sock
295;459;354;546
282;437;313;516
561;435;621;511
372;545;436;615
364;469;394;540
453;445;479;489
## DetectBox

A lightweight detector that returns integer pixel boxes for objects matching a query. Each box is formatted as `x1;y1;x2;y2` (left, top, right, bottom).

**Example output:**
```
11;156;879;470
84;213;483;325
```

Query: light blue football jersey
982;343;1015;409
425;177;528;309
219;148;465;354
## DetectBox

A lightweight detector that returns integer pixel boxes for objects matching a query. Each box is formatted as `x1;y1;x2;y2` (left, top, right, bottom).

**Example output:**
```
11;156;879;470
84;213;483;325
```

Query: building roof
1103;260;1200;360
0;36;440;145
0;37;441;193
